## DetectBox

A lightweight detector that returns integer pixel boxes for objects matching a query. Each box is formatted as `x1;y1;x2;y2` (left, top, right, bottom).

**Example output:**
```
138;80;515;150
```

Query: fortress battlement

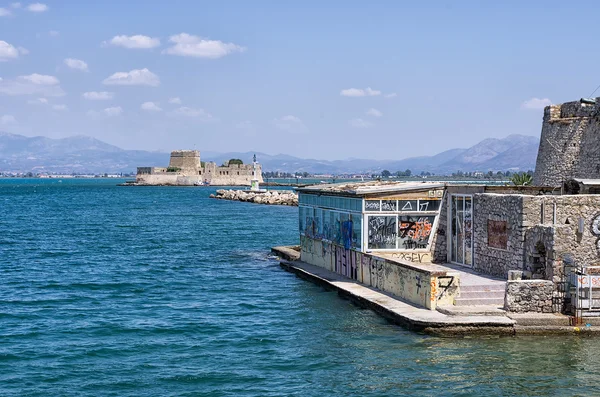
533;98;600;186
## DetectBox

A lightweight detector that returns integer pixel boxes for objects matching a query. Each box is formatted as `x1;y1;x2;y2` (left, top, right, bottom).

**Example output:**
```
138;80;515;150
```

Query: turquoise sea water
1;178;600;396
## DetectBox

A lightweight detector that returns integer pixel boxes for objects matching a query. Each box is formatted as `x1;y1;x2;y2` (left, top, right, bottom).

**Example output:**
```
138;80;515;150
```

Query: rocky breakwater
210;189;298;206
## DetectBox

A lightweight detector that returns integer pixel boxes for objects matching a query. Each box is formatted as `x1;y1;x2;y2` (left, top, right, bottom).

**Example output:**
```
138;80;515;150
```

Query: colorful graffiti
300;206;360;250
398;216;435;249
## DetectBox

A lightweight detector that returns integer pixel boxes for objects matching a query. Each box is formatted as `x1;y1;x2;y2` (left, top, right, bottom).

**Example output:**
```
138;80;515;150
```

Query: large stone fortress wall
136;150;263;186
533;98;600;186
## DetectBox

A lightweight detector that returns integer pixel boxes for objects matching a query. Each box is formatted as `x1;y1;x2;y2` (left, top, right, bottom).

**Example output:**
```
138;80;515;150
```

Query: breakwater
210;189;298;206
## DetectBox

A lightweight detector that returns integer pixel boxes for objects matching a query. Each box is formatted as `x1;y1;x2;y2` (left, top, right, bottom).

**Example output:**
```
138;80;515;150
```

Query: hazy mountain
0;131;540;174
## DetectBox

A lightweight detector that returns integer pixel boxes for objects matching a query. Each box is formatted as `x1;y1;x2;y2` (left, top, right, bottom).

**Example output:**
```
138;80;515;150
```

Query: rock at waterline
210;189;298;206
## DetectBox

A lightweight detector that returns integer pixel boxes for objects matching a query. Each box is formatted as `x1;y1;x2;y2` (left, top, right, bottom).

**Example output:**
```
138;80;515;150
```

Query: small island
130;150;264;186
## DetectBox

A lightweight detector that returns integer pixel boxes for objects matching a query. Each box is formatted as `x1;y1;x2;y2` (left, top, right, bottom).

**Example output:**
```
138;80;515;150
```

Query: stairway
454;283;506;306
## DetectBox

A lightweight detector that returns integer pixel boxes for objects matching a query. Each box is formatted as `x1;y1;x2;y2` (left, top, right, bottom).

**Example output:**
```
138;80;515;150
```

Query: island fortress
136;150;263;186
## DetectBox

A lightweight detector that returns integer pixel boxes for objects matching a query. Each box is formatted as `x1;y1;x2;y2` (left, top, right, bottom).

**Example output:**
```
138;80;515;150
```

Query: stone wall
524;195;600;270
533;99;600;186
472;194;530;277
169;150;201;172
504;280;554;313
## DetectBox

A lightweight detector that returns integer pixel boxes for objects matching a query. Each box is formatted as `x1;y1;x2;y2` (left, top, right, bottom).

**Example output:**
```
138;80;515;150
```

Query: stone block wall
472;194;530;277
169;150;201;172
505;280;554;313
533;99;600;186
431;191;448;263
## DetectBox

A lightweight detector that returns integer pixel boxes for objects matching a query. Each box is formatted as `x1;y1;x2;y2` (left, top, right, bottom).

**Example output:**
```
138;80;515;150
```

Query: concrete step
507;313;571;326
459;290;505;299
438;304;506;316
460;284;506;293
454;297;505;306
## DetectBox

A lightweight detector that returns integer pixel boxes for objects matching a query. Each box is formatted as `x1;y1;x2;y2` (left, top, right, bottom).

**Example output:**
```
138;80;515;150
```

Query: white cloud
349;118;373;128
366;108;383;117
1;114;16;125
0;74;64;96
0;8;12;16
104;106;123;117
105;35;160;49
169;106;213;120
64;58;89;72
52;104;67;111
103;68;160;86
340;87;381;97
521;97;552;110
272;115;305;132
163;33;245;59
21;73;59;85
168;97;182;104
385;93;397;98
11;3;22;8
141;101;162;112
27;97;48;104
0;41;19;61
48;30;59;37
27;3;48;12
83;91;114;100
18;47;29;55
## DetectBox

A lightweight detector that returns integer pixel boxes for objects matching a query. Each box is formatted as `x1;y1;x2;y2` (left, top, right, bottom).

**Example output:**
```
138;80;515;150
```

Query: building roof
297;180;446;196
574;178;600;186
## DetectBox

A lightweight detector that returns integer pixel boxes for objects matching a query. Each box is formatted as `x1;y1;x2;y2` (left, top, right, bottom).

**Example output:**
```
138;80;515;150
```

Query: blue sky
0;1;598;159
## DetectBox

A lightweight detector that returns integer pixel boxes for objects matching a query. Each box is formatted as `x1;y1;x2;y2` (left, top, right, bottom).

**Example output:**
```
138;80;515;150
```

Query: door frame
447;194;474;267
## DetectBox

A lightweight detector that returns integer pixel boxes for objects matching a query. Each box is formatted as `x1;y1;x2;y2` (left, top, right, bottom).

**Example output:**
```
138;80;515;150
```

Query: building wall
533;99;600;186
300;235;459;310
531;195;600;270
470;193;600;279
472;194;529;277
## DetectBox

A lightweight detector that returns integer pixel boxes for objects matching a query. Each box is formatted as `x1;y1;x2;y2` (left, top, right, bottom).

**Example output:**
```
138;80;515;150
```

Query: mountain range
0;131;539;174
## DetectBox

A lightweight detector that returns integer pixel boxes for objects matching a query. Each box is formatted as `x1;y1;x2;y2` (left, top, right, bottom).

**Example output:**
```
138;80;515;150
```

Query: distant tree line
373;169;414;178
451;170;533;179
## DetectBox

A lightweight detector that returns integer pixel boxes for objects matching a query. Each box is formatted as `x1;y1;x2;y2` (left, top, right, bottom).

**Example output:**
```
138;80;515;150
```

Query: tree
510;172;533;186
381;170;391;178
227;158;243;165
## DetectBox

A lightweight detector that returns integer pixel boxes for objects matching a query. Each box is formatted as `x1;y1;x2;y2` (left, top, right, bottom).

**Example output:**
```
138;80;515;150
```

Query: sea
1;178;599;396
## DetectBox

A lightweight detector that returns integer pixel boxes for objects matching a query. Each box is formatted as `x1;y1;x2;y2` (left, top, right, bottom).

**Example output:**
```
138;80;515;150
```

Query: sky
1;1;599;160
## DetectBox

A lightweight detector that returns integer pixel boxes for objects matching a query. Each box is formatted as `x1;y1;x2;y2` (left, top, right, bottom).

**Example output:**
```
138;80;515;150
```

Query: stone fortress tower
168;150;202;174
136;150;263;186
533;98;600;186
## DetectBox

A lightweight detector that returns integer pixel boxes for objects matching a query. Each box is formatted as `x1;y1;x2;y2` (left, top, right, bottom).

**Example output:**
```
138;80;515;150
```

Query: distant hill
0;131;539;174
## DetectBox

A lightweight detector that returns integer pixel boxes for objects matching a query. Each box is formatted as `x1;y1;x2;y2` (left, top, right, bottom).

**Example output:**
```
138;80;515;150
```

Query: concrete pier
271;246;600;336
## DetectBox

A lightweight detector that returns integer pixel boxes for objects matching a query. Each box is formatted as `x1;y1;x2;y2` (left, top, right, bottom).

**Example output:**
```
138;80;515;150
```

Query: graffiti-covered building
298;179;600;315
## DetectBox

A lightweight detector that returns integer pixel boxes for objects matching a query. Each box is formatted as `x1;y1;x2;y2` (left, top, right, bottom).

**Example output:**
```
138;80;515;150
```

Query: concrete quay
271;246;600;336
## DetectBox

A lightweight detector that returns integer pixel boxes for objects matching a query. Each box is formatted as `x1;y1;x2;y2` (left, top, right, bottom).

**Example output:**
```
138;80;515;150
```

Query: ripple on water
0;179;598;396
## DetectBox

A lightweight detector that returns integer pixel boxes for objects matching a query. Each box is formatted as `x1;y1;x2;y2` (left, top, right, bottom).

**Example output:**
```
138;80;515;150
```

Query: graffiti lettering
389;252;431;263
381;200;397;211
368;216;397;249
365;200;381;211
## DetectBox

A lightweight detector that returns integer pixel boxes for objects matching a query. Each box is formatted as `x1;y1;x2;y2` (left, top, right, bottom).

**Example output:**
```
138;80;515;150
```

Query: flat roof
574;178;600;186
297;181;446;196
